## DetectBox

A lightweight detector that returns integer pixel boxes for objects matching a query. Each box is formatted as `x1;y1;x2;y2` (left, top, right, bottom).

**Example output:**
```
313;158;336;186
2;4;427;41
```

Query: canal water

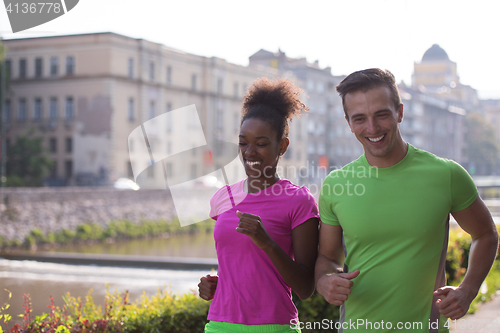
45;231;217;257
0;232;216;324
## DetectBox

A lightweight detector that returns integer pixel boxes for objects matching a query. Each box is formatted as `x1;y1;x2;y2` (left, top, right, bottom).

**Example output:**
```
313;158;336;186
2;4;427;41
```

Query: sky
1;0;499;99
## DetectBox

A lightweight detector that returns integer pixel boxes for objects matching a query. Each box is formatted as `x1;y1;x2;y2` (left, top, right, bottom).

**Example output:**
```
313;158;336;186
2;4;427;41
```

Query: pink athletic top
207;178;319;325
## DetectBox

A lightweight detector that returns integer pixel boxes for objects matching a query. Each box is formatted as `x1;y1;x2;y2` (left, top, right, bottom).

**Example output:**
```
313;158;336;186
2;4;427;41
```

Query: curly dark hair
241;78;308;140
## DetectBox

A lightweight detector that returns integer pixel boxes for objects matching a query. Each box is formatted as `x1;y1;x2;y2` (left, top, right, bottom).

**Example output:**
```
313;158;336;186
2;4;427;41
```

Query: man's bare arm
315;223;360;306
434;196;498;319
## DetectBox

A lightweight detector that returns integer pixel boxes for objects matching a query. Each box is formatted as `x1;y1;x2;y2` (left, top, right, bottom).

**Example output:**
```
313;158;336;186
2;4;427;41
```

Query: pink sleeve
288;186;320;229
210;186;231;220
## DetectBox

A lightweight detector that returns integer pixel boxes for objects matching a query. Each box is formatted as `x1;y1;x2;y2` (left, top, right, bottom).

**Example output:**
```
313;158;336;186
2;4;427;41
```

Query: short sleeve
449;160;478;212
288;186;320;229
318;174;340;226
209;185;233;220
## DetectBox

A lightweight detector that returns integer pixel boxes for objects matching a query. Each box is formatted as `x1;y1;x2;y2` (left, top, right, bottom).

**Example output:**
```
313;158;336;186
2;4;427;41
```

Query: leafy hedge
1;226;499;333
1;287;210;333
0;219;215;250
446;225;500;314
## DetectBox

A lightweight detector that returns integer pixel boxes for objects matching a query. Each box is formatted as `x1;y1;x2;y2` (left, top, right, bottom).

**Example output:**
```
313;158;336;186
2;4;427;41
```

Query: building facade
3;35;485;189
399;84;466;164
483;99;500;174
412;44;480;112
249;49;360;187
3;33;307;188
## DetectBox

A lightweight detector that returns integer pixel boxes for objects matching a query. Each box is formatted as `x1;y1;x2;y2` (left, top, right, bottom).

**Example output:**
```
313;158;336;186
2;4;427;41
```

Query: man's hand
317;270;360;306
434;286;475;319
236;211;274;251
198;275;218;300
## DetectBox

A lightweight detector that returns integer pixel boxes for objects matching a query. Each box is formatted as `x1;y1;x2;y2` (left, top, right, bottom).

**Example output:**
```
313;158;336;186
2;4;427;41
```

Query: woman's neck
246;175;281;193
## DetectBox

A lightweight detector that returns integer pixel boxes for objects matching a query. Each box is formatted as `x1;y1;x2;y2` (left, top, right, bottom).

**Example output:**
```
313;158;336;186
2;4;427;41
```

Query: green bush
122;291;209;332
1;219;215;251
446;228;471;285
54;229;76;244
76;223;105;241
2;225;499;333
2;287;210;333
294;292;339;333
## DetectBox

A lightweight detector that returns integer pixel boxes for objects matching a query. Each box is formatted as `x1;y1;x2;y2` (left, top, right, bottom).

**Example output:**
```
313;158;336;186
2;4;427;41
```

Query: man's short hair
336;68;402;119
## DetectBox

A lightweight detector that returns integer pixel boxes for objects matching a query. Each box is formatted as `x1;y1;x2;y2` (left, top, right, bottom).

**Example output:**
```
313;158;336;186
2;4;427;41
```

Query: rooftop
422;44;450;62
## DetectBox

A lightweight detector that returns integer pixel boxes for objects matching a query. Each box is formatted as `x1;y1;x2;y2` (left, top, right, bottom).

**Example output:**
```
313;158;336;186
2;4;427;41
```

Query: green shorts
204;320;301;333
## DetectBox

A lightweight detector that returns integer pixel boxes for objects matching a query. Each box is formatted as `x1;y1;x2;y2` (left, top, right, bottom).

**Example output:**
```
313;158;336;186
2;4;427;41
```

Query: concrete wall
0;187;176;241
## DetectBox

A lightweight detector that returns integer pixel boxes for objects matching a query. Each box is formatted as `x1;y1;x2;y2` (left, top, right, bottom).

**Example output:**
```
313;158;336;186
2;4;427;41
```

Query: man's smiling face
345;85;405;167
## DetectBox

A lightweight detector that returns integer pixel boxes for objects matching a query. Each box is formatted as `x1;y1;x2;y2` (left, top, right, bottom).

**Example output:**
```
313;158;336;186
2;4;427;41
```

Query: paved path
451;291;500;332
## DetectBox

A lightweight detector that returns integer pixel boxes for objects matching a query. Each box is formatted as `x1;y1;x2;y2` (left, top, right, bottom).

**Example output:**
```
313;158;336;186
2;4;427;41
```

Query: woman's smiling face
238;118;287;181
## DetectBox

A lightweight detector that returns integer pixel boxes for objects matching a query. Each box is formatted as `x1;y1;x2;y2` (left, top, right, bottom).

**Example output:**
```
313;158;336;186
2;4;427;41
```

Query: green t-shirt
319;144;478;333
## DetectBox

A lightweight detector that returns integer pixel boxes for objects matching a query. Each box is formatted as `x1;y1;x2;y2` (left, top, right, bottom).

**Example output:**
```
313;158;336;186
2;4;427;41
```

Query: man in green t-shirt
315;68;498;332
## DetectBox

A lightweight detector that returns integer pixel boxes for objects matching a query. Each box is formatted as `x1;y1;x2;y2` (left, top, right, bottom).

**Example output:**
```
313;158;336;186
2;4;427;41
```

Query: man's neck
365;140;409;168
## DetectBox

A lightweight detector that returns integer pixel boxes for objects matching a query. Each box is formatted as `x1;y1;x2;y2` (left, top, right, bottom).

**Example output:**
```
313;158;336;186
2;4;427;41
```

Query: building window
317;82;325;94
4;100;11;120
216;109;223;129
166;66;172;84
18;99;27;120
34;98;43;120
50;97;58;119
217;78;223;94
65;160;73;179
233;82;239;97
308;120;315;133
318;143;326;155
65;97;74;119
149;101;155;119
35;58;43;78
128;98;134;121
66;137;72;153
49;137;57;153
191;74;197;91
50;57;58;76
307;80;315;92
166;109;172;132
149;61;155;81
4;59;11;79
19;58;27;78
234;113;239;133
128;58;134;78
191;164;197;179
50;163;57;178
66;56;75;75
242;83;247;95
165;102;172;129
307;142;315;154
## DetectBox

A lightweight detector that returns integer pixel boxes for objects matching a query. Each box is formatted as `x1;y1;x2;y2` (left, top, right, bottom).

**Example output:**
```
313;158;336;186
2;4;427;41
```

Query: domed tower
412;44;459;91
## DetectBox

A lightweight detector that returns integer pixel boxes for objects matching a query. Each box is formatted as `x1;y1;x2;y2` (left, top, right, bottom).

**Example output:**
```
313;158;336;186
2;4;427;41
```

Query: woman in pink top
199;78;319;333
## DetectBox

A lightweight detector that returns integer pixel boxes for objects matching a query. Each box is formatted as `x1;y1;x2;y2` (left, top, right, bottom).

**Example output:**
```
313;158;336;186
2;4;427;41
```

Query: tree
6;134;54;186
464;112;499;175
